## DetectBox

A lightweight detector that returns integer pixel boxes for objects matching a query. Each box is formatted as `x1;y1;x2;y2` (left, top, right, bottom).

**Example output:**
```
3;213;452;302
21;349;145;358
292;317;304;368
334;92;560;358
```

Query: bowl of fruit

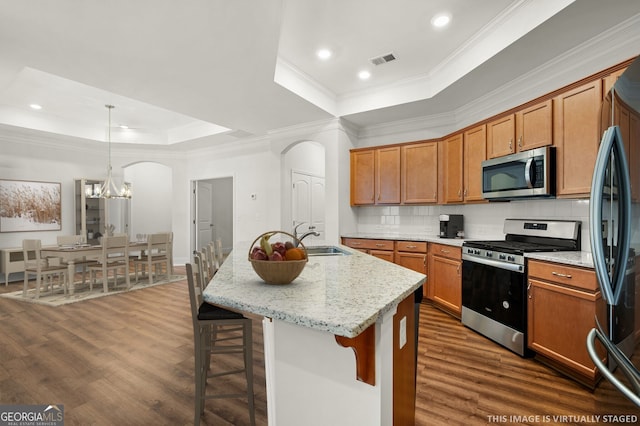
248;231;308;284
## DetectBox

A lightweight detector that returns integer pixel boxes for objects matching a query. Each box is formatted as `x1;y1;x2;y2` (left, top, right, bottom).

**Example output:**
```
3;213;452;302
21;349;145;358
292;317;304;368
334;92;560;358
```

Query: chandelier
97;104;132;199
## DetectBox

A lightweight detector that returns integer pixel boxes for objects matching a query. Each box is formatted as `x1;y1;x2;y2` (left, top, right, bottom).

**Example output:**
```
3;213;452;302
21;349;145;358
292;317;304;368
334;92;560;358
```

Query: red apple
269;251;284;261
251;248;268;260
272;242;287;256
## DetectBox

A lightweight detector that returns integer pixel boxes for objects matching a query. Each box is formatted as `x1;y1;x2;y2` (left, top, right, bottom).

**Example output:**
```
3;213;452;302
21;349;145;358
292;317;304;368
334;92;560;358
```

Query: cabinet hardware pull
551;271;572;279
351;242;362;246
441;249;449;254
509;138;513;150
406;245;417;249
463;188;468;197
423;256;426;266
527;282;532;299
518;136;522;148
375;243;384;247
377;193;381;200
458;189;461;197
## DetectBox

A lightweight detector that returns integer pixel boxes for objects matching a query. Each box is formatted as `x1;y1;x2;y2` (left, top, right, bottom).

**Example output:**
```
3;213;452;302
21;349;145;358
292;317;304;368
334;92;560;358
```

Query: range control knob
507;255;516;262
486;251;493;258
499;254;506;260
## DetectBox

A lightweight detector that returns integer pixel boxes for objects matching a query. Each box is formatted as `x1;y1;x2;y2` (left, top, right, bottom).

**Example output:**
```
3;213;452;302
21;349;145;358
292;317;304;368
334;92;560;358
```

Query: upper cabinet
487;99;553;159
402;142;438;204
376;146;401;204
350;146;400;205
554;79;602;197
516;99;553;152
350;149;375;205
441;133;464;204
487;114;515;159
463;124;487;202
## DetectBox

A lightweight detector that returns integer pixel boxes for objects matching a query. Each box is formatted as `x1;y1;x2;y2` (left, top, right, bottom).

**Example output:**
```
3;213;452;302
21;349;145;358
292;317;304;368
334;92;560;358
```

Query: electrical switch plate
399;316;407;349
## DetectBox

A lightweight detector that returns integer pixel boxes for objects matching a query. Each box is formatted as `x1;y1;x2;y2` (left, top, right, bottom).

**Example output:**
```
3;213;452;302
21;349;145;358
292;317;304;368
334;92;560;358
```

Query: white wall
126;161;173;236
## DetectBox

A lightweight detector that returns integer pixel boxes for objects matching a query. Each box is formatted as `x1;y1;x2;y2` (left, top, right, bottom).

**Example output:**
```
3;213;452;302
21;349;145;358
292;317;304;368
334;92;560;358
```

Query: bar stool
186;255;255;426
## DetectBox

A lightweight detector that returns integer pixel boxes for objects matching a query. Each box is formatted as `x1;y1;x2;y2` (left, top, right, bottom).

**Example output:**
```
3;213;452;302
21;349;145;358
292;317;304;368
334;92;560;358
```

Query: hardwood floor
0;271;637;425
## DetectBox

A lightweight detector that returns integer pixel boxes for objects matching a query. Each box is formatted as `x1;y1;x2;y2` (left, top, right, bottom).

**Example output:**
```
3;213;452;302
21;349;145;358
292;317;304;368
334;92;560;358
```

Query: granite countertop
341;232;466;247
342;233;597;268
526;251;594;268
202;243;426;338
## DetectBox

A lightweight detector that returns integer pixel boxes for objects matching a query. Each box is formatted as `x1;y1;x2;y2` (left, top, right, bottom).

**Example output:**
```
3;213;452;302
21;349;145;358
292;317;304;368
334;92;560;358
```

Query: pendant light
97;104;132;199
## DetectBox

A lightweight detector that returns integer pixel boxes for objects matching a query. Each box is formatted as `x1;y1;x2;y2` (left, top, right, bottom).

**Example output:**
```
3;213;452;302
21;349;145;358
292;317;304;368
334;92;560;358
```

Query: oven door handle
462;254;524;273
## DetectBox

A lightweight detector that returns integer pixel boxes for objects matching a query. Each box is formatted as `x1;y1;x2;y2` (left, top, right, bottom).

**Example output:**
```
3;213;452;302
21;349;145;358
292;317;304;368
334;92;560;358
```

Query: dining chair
132;232;171;284
88;235;130;292
56;234;96;285
205;243;218;279
186;255;255;426
215;238;225;266
22;239;68;299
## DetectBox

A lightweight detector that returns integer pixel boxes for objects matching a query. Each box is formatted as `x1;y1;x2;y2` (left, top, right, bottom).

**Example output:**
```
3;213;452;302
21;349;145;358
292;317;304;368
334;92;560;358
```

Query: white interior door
196;181;214;250
292;171;324;243
310;176;325;238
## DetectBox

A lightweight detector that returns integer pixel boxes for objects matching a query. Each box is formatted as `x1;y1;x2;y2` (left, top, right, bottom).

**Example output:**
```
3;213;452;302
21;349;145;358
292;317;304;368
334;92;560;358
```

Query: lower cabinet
342;238;394;261
428;243;462;317
527;260;606;388
395;241;428;297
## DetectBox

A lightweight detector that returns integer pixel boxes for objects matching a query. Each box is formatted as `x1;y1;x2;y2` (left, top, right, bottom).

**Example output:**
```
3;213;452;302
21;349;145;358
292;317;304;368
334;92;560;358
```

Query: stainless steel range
461;219;581;356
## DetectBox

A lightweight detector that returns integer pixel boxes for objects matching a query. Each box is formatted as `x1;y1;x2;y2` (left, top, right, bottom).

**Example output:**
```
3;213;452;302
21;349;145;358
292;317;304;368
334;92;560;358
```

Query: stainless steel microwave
482;146;555;200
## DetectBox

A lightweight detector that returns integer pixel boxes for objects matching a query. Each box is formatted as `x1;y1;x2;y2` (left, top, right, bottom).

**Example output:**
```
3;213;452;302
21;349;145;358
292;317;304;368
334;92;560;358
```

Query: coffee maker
439;214;463;238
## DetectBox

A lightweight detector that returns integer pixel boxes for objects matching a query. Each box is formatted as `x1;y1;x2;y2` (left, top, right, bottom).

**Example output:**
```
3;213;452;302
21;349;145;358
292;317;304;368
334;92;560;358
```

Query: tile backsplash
355;199;592;251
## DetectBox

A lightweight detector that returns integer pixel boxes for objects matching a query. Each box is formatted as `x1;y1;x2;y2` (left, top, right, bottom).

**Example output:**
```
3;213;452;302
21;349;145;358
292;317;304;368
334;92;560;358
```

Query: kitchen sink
305;245;351;256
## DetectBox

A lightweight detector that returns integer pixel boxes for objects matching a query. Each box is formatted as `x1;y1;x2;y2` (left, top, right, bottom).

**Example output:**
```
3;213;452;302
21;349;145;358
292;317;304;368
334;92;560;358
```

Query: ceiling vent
369;52;397;66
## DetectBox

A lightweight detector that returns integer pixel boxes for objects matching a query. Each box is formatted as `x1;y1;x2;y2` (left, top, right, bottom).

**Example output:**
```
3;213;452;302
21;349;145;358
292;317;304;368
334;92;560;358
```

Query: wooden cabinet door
527;278;606;382
401;142;437;204
463;124;486;202
376;146;401;204
396;251;427;297
350;150;375;205
370;249;394;263
395;252;427;274
442;133;463;204
431;255;461;316
487;114;515;159
554;79;602;197
516;99;553;151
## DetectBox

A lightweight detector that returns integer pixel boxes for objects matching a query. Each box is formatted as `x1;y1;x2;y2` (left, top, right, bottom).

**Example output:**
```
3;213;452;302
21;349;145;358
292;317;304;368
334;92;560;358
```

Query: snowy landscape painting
0;179;61;232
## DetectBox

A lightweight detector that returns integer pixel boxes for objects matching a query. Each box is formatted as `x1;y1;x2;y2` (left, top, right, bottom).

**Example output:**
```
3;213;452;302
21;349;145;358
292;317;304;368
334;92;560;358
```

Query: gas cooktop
463;219;581;255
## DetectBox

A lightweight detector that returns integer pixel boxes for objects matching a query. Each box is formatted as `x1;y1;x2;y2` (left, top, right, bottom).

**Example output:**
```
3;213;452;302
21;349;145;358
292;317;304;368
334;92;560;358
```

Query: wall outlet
251;193;257;200
399;316;407;349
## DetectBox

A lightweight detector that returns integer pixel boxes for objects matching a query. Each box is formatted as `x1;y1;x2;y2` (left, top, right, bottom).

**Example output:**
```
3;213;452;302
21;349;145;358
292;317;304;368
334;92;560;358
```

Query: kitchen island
203;243;426;426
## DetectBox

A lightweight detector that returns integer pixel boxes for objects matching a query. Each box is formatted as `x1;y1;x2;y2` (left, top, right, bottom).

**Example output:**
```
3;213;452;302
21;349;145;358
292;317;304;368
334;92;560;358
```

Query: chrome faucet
293;222;320;246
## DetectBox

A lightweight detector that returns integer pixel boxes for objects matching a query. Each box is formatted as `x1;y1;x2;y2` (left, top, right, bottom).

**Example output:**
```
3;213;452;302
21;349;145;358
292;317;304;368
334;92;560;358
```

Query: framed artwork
0;179;62;232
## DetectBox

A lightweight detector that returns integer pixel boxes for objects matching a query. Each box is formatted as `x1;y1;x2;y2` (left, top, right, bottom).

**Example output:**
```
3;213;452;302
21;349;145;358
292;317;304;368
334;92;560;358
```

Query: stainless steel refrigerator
587;56;640;406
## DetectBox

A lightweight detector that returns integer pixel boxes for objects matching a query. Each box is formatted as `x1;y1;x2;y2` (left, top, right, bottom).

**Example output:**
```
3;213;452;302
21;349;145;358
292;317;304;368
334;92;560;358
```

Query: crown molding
358;13;640;140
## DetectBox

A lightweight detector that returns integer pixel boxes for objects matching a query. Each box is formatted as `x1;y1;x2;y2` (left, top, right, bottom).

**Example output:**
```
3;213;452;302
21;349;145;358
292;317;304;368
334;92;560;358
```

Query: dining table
41;241;146;296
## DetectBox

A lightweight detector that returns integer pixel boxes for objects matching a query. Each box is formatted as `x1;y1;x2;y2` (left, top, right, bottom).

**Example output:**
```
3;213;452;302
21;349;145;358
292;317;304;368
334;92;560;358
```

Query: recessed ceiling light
431;13;451;28
29;104;42;110
358;70;371;80
317;48;332;60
